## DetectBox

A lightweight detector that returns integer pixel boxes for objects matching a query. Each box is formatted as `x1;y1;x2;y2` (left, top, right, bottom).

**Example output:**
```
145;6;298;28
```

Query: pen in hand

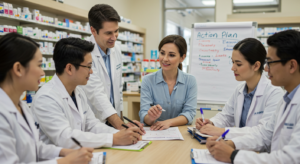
71;137;82;148
200;108;205;124
122;124;129;129
123;116;140;128
216;129;230;141
150;104;166;112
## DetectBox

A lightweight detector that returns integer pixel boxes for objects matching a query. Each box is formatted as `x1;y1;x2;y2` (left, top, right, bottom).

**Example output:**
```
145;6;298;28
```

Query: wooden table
94;126;207;164
123;91;141;121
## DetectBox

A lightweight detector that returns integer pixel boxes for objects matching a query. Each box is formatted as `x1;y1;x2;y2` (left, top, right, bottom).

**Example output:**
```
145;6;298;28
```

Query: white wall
215;0;232;22
63;0;132;18
281;0;300;13
127;0;163;59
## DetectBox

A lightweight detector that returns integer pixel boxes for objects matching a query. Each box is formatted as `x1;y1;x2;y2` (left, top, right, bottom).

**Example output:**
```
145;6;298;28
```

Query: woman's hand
147;104;163;122
150;120;172;130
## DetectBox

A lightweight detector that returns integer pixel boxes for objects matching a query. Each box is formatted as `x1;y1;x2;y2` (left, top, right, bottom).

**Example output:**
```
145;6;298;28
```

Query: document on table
105;141;151;151
192;149;230;164
142;127;184;140
188;127;213;138
90;152;105;164
56;152;106;164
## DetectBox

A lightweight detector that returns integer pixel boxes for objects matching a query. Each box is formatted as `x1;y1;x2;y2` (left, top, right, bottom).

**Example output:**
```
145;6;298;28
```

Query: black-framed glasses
264;59;291;69
72;64;92;71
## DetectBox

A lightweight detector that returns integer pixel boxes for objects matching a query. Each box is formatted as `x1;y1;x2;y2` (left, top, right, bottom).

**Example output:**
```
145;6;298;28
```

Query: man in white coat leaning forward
82;4;144;131
206;30;300;164
32;38;143;149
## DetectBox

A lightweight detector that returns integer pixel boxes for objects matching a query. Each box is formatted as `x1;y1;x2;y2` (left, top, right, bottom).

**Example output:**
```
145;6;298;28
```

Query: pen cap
222;129;230;138
200;108;203;114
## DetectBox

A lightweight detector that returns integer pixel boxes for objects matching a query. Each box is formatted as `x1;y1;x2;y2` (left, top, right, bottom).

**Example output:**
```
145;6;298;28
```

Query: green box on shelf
145;69;159;73
17;26;23;34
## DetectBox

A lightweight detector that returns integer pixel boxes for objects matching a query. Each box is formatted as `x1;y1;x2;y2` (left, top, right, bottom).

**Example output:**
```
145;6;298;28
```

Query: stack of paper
142;127;184;140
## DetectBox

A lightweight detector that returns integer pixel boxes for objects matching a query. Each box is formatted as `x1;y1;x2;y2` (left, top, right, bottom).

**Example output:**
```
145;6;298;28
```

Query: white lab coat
81;35;123;122
0;88;61;164
210;75;283;139
32;75;119;149
232;85;300;164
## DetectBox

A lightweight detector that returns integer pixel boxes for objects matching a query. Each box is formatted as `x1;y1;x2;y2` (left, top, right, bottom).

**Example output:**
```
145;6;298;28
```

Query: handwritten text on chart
197;31;237;39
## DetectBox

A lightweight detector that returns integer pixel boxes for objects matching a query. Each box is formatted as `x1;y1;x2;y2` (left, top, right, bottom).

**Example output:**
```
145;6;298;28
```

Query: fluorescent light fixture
234;0;274;3
202;0;215;5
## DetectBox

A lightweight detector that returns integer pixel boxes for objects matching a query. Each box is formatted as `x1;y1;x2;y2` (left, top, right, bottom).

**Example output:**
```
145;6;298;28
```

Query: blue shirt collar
155;68;185;84
97;45;111;57
283;84;300;103
243;84;257;97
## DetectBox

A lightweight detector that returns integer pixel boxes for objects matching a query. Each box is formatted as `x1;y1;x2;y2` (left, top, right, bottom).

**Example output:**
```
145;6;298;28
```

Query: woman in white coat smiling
0;33;93;164
196;38;283;139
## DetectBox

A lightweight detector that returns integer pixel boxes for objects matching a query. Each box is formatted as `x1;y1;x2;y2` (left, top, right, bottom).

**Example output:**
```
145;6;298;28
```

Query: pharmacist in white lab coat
206;30;300;164
82;4;144;130
33;38;143;149
196;38;283;139
0;33;93;164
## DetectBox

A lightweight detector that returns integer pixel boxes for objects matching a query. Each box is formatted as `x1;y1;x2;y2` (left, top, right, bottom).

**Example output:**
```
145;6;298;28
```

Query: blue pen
200;108;205;123
216;129;230;141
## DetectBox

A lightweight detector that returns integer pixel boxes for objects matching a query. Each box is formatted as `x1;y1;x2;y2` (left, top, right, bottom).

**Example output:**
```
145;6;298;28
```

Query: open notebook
103;141;151;152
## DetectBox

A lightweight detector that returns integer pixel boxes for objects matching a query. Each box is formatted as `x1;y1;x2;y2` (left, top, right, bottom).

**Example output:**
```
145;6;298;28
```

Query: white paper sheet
109;141;150;150
188;127;213;138
193;149;230;164
90;152;104;164
142;127;184;140
56;152;105;164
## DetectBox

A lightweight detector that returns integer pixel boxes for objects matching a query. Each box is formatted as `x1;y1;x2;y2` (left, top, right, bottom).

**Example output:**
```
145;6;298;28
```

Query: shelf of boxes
0;14;91;35
257;26;300;48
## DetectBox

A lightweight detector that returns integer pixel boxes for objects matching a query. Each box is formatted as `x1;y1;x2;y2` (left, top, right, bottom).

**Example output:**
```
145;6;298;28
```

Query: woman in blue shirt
139;35;197;130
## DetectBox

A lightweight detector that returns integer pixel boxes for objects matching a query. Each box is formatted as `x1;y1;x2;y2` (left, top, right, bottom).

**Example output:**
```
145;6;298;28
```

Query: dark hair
267;30;300;67
88;4;121;34
0;33;39;83
233;38;266;74
53;38;94;75
158;35;187;70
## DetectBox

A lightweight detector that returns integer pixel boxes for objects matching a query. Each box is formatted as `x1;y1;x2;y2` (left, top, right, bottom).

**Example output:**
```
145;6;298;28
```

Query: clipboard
187;127;208;144
102;141;152;152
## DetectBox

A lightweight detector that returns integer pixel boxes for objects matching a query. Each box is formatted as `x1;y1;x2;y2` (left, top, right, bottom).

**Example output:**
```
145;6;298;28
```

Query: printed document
142;127;184;140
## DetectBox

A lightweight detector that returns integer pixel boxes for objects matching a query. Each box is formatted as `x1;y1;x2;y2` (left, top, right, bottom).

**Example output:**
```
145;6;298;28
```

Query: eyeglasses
72;64;92;71
264;59;292;70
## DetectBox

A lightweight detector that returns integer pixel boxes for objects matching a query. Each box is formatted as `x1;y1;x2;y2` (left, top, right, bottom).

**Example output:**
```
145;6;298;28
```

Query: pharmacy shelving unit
0;0;146;85
227;13;300;49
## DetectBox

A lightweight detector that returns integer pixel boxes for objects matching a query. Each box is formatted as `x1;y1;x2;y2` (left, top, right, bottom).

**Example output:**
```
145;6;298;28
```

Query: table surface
123;91;140;96
94;126;206;164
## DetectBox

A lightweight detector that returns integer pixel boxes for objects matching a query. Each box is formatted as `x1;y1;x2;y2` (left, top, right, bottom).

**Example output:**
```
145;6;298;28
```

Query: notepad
191;149;230;164
188;127;213;138
103;141;151;152
142;127;184;140
56;152;106;164
90;152;106;164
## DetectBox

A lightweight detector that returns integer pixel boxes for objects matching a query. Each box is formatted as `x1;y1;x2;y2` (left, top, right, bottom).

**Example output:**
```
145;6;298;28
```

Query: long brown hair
158;35;187;70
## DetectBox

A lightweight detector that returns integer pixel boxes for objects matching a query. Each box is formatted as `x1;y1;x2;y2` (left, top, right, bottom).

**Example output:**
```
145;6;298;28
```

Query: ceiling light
202;0;215;5
234;0;274;3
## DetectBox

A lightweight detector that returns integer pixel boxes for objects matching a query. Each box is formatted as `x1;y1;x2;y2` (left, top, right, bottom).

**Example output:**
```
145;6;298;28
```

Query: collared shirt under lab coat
0;88;61;164
210;75;283;139
81;35;123;122
232;84;300;164
32;75;119;149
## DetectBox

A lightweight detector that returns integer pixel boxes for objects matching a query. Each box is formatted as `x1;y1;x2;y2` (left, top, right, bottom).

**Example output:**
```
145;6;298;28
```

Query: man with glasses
32;38;143;149
205;30;300;164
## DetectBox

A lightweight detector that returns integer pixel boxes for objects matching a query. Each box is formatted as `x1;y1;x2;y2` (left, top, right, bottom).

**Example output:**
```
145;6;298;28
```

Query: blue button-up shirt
139;69;197;125
239;85;257;128
98;45;114;107
283;84;300;111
